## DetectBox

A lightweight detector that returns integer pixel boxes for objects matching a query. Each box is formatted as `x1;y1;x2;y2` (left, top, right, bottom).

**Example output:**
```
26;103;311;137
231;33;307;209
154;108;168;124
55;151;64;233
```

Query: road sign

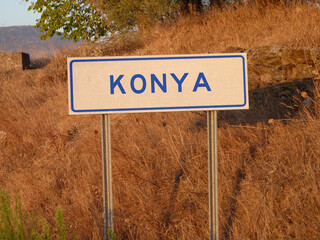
68;54;248;114
68;53;249;240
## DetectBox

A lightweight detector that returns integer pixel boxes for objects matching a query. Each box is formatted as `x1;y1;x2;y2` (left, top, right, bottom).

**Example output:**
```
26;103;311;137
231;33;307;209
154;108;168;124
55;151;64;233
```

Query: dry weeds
0;2;320;239
136;3;320;55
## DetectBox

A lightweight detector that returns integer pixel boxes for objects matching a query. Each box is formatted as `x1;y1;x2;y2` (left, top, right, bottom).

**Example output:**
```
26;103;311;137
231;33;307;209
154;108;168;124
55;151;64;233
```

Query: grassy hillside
0;3;320;239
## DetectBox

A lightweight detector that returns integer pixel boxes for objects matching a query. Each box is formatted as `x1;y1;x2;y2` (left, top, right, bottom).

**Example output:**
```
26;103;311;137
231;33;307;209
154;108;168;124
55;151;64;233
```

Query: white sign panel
68;54;248;114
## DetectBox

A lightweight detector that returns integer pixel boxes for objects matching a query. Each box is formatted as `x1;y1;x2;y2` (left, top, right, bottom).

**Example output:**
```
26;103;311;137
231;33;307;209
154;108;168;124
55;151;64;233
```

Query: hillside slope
0;3;320;240
0;26;77;58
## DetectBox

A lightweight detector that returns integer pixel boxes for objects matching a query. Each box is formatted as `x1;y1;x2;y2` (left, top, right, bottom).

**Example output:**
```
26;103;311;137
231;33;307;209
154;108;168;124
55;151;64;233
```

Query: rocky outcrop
0;52;30;71
218;78;316;125
201;46;320;125
225;45;320;90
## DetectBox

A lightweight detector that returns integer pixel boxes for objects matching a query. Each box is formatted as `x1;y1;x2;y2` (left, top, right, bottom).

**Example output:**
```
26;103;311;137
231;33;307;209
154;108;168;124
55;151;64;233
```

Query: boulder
226;45;320;90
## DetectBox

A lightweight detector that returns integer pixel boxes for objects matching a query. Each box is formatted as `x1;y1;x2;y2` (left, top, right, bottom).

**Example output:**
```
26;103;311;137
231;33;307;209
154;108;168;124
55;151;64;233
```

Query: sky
0;0;40;27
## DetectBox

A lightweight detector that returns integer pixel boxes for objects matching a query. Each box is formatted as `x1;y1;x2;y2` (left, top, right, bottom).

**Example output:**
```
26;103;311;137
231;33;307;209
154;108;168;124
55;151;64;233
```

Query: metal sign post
208;110;219;240
68;53;248;240
101;114;113;239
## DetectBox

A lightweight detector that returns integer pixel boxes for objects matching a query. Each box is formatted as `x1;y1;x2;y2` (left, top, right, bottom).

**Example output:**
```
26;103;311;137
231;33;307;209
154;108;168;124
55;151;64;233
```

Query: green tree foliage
26;0;182;42
26;0;223;42
26;0;109;41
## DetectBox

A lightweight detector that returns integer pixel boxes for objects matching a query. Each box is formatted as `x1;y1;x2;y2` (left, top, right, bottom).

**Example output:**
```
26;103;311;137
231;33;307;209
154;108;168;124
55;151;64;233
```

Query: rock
301;92;308;98
225;45;320;90
225;46;247;53
0;52;30;71
268;119;275;124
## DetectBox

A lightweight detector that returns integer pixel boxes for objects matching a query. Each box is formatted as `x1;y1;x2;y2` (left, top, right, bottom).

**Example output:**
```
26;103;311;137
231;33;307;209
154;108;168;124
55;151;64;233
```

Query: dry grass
229;118;320;239
136;3;320;55
0;2;320;239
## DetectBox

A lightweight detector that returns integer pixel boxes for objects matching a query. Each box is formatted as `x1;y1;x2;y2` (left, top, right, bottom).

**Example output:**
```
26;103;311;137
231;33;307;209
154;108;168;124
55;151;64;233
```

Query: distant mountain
0;26;78;58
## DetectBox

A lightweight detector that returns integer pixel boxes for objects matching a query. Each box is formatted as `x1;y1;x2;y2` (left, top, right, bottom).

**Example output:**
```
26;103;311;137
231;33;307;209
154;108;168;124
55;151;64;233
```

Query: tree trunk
180;0;190;15
190;0;203;13
210;0;223;8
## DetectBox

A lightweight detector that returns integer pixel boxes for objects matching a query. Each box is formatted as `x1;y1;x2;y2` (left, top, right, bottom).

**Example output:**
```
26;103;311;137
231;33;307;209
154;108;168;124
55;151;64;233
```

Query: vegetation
25;0;108;41
0;2;320;239
26;0;180;41
0;188;70;239
25;0;239;42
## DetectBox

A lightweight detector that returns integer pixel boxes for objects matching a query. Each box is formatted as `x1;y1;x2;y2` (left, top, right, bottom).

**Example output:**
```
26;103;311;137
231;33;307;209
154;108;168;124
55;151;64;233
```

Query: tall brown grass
136;3;320;55
0;2;320;239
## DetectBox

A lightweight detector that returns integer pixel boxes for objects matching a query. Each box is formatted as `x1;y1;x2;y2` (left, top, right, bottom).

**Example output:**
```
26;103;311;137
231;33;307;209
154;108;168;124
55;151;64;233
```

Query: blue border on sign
69;55;247;113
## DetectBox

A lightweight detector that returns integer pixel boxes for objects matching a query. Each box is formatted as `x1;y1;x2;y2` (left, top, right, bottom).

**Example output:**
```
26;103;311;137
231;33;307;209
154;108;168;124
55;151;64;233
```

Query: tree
26;0;221;42
26;0;181;42
25;0;110;41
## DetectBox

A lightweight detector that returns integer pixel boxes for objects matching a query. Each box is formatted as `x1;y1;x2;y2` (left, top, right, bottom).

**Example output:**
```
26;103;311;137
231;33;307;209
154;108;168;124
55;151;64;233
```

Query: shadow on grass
29;57;52;69
192;78;317;127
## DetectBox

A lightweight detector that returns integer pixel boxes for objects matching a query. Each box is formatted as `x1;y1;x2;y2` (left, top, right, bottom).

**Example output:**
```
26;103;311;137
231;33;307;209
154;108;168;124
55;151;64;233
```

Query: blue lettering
171;73;188;92
131;74;147;94
110;75;126;94
151;74;167;93
193;72;211;92
110;72;208;95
